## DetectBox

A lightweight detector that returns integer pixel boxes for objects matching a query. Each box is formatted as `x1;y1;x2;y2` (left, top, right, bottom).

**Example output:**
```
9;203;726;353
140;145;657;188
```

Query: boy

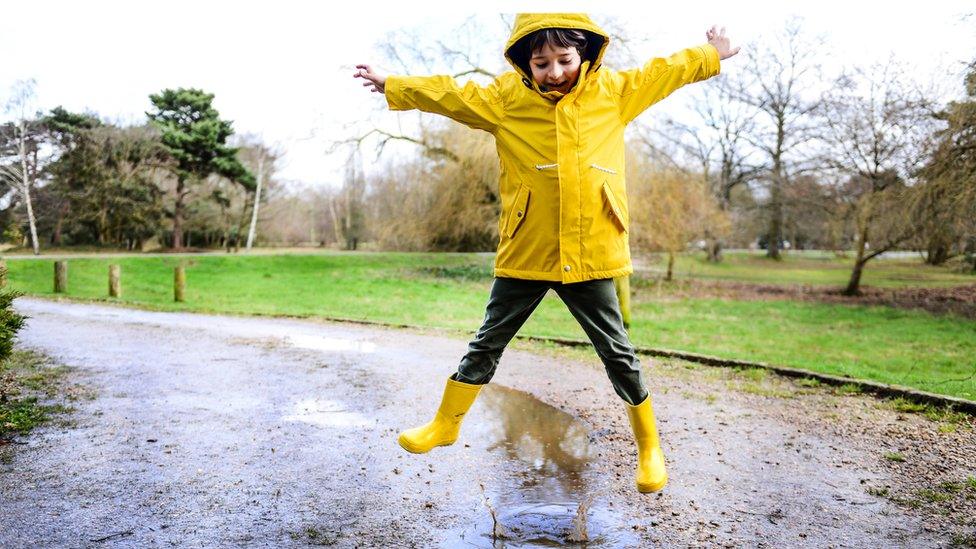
355;13;739;493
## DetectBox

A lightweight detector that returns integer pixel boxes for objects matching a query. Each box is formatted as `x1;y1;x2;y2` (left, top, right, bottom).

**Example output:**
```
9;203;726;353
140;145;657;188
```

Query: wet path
1;298;951;547
2;299;637;548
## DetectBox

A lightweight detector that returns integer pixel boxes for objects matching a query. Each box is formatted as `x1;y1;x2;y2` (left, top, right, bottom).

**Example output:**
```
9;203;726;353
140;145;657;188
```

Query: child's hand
354;64;387;94
706;26;740;60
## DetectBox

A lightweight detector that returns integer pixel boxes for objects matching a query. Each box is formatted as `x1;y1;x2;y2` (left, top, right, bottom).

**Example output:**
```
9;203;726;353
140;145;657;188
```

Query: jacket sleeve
385;75;506;133
614;44;721;124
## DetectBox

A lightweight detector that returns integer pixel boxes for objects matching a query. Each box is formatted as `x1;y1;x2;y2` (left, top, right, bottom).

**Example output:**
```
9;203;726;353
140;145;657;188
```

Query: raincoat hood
504;13;610;94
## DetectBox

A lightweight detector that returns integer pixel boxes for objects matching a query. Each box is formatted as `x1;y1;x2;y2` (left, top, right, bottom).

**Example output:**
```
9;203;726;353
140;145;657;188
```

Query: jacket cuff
701;44;721;77
385;76;407;111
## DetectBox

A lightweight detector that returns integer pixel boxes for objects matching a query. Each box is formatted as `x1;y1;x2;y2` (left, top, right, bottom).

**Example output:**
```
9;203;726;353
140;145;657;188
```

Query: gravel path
1;297;973;548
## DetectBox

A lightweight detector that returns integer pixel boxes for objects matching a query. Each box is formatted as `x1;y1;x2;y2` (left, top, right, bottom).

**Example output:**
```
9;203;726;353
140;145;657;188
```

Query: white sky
2;1;973;188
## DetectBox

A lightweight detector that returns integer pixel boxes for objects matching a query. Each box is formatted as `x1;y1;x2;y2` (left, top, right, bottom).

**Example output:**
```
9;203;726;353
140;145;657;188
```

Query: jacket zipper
590;164;617;174
535;163;558;170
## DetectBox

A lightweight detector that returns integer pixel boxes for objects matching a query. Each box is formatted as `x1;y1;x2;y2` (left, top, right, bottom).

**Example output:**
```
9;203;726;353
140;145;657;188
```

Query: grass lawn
646;251;976;288
5;252;976;401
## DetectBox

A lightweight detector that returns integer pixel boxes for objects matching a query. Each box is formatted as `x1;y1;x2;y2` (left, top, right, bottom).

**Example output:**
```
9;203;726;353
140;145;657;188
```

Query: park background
1;4;974;402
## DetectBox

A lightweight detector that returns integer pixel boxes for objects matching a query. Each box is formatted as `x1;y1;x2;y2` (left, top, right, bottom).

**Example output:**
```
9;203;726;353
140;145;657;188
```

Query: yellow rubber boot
398;378;482;454
626;395;668;493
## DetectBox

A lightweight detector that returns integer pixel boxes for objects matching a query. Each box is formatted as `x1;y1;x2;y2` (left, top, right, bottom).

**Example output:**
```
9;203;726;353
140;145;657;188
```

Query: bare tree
336;150;367;250
233;135;280;251
734;18;823;260
642;76;759;261
333;17;510;251
0;80;43;255
818;62;936;295
915;58;976;268
627;145;729;280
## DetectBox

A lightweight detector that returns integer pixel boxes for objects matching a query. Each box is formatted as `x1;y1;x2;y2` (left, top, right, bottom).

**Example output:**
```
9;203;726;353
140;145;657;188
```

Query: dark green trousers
453;277;648;405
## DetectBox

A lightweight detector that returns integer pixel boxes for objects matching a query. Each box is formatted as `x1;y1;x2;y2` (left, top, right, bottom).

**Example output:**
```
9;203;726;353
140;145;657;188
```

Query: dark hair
526;28;588;59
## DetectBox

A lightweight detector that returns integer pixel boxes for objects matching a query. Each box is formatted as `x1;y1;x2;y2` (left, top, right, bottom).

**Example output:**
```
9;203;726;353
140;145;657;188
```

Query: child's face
529;43;582;94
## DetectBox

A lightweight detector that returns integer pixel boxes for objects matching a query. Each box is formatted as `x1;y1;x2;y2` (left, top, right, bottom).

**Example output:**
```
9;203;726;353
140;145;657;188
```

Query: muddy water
457;385;638;547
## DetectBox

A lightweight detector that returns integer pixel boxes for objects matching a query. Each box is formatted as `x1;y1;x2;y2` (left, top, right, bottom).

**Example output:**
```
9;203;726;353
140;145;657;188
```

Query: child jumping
355;13;739;493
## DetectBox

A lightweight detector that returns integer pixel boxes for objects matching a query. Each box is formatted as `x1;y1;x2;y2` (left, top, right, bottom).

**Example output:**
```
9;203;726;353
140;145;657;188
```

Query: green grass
6;252;976;400
1;350;73;437
866;486;890;498
649;251;976;288
882;397;971;426
796;377;822;388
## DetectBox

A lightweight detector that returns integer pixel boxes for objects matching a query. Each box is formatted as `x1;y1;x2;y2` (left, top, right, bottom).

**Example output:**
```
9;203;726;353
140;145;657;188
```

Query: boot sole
636;477;668;493
398;435;456;454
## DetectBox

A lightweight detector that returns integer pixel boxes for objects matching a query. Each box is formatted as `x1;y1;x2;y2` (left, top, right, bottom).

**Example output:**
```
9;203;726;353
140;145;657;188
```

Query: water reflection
455;385;637;547
477;386;593;493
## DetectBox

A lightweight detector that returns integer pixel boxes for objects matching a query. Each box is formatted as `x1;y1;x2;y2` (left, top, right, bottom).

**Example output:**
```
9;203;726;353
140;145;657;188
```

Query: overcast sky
2;1;973;188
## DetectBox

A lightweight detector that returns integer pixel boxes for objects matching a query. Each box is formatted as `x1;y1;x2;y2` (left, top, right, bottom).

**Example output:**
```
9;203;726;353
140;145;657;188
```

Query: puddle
15;300;378;354
282;398;372;428
287;334;376;354
454;385;639;547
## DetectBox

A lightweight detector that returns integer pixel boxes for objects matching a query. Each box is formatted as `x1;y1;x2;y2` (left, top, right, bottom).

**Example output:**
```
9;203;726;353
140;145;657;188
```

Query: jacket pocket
602;181;629;233
505;184;531;238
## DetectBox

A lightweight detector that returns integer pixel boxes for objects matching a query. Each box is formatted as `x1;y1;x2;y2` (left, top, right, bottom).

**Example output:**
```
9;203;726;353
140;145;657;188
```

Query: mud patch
637;279;976;319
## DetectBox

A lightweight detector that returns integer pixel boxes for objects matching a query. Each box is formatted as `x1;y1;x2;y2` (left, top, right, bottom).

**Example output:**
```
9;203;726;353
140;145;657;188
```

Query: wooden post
613;275;631;330
108;264;121;297
174;265;185;302
0;258;6;288
54;261;68;293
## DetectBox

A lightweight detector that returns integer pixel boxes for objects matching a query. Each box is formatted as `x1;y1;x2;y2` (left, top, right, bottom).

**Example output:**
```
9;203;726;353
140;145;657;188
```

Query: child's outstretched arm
615;25;739;124
354;63;506;133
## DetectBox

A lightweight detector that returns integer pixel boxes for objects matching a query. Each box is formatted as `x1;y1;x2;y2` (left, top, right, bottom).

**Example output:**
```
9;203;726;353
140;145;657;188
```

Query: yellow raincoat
385;13;721;283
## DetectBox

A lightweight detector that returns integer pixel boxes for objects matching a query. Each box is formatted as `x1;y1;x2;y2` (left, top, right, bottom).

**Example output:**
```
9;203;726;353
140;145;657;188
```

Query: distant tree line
0;84;277;252
2;16;973;298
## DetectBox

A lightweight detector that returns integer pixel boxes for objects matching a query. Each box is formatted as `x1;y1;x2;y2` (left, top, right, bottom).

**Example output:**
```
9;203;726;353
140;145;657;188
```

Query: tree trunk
666;252;675;281
844;227;870;296
925;239;950;266
766;181;782;260
17;124;40;256
172;178;186;249
246;155;264;250
965;237;976;272
765;146;785;260
51;202;69;246
328;197;343;247
844;259;866;296
705;233;723;263
233;185;254;254
98;207;108;245
23;188;40;255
